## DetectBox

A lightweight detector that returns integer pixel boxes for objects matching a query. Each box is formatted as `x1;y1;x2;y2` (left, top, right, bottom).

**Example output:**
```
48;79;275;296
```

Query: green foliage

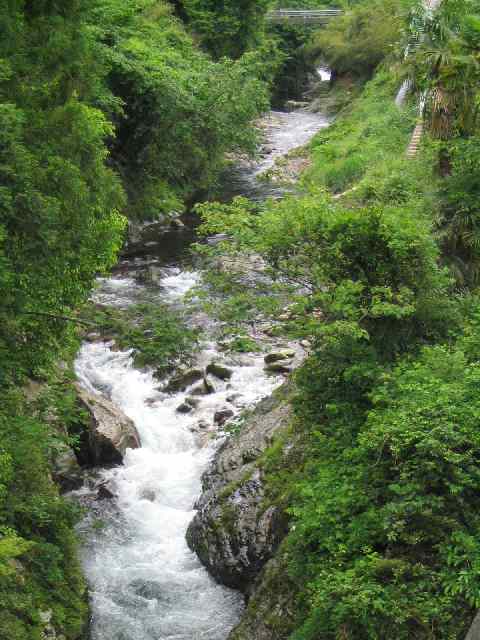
0;392;87;640
437;135;480;286
180;0;271;59
229;335;262;353
267;22;318;105
288;327;480;639
197;188;452;351
89;0;270;218
0;0;272;636
0;0;127;387
311;0;410;77
408;0;480;140
194;55;480;637
304;70;417;194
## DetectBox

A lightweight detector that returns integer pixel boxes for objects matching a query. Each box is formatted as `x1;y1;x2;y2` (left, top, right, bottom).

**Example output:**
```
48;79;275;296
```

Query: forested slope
193;0;480;637
2;0;480;637
0;2;271;637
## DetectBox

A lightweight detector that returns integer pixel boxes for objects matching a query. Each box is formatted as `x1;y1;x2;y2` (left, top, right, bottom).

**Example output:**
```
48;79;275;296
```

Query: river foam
75;272;282;640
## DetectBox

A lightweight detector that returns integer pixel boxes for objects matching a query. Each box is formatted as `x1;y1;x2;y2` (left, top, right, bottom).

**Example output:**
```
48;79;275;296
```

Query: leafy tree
0;392;88;640
89;0;270;218
410;0;480;139
0;2;123;635
0;2;126;387
311;0;409;78
180;0;271;59
289;329;480;640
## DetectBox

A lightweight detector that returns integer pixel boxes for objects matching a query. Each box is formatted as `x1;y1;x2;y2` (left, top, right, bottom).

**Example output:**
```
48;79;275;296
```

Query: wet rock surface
76;385;141;466
214;408;234;425
164;368;204;393
227;554;298;640
206;362;234;380
186;389;291;595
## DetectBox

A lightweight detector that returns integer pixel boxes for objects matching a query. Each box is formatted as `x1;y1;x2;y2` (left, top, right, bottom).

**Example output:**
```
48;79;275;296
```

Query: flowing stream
74;101;329;640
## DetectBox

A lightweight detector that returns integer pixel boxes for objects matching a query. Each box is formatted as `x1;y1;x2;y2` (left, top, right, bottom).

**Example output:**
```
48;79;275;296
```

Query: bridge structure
266;8;343;25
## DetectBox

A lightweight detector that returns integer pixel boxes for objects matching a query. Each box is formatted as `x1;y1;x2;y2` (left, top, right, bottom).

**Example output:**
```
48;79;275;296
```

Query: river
74;102;329;640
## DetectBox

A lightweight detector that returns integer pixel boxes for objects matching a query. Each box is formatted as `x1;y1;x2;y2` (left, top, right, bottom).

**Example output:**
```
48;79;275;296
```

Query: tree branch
20;311;97;328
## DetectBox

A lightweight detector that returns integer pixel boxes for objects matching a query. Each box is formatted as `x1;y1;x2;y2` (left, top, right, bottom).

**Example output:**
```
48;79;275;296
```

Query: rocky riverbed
69;96;330;640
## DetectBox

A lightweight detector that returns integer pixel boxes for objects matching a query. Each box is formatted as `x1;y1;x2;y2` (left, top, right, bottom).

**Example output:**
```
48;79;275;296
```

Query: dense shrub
0;1;271;636
0;392;88;640
289;327;480;639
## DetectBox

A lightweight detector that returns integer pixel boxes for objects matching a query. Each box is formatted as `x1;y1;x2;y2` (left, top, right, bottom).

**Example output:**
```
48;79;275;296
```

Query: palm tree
407;0;480;286
410;0;480;140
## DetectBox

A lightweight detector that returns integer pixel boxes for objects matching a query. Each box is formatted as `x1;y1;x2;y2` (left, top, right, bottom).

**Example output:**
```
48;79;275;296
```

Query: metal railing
266;9;343;24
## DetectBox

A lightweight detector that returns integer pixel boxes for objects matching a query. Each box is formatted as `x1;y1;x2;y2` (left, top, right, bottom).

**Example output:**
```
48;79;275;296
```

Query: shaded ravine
74;103;329;640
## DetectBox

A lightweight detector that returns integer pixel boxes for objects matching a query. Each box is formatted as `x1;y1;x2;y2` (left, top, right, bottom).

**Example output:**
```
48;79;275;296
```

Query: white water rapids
74;106;329;640
75;271;285;639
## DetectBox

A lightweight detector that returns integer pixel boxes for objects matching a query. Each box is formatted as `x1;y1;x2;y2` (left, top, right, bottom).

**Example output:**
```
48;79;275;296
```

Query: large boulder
164;369;204;393
206;362;233;381
264;350;295;365
186;388;291;595
76;385;140;466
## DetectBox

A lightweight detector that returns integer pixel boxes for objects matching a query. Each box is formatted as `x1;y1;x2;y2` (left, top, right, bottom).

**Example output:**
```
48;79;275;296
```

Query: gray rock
85;332;102;342
170;217;185;230
226;354;256;368
140;488;156;502
228;554;297;640
214;408;234;426
76;384;141;466
204;375;217;394
130;580;171;603
40;609;66;640
284;99;309;111
264;350;295;364
226;394;246;408
177;397;200;413
145;392;166;406
164;369;204;393
186;388;291;594
191;375;217;396
96;482;115;500
465;612;480;640
265;361;292;374
176;402;194;414
206;362;233;380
